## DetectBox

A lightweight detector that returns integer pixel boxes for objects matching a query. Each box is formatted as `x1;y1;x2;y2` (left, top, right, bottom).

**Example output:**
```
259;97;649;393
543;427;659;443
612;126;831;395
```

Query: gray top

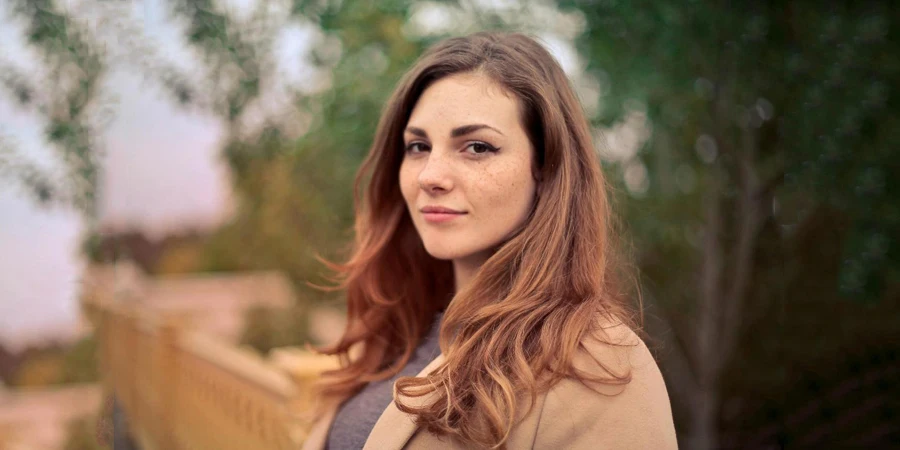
325;313;444;450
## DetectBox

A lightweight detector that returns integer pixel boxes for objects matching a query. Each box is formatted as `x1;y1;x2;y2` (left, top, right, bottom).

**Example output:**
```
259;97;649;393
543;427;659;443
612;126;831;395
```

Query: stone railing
87;299;337;450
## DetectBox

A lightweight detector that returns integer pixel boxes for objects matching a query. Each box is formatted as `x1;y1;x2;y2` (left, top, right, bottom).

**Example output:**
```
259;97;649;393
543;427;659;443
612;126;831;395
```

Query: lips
420;205;466;223
421;206;465;214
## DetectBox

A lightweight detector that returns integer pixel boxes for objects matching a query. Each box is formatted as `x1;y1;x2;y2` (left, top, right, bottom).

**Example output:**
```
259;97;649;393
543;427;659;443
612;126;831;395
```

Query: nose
417;150;454;194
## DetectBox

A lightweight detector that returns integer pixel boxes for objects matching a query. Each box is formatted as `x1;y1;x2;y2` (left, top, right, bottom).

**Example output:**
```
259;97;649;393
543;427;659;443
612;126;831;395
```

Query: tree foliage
1;0;106;217
5;336;99;388
60;336;100;384
562;1;899;447
239;304;310;355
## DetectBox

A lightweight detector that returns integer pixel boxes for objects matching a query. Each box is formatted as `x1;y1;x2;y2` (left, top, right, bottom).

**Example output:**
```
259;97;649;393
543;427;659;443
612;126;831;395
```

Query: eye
405;142;430;154
464;141;499;155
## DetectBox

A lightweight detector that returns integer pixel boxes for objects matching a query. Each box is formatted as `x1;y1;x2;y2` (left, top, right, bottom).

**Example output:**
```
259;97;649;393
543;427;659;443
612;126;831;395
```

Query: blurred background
0;0;897;449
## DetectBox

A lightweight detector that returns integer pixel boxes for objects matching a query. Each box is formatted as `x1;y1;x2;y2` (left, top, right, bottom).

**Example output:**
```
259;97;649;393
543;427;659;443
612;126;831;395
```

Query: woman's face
399;72;537;265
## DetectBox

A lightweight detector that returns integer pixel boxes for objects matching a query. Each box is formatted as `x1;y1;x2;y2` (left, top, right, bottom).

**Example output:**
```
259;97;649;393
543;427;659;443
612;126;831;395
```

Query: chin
421;239;475;261
422;244;462;261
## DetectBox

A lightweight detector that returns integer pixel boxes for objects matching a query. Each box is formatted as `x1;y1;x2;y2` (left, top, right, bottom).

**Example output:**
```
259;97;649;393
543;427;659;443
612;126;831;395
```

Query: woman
303;32;677;450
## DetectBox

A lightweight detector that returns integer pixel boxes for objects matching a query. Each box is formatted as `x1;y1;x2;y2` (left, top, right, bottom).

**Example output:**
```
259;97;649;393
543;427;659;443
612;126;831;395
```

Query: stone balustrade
87;298;337;450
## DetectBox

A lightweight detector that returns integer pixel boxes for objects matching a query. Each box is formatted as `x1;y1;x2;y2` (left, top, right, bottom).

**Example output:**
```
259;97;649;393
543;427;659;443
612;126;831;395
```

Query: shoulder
531;316;678;449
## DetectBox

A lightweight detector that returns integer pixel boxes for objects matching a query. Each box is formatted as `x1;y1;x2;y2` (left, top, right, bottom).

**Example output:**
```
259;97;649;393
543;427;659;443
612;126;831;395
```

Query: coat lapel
362;354;446;450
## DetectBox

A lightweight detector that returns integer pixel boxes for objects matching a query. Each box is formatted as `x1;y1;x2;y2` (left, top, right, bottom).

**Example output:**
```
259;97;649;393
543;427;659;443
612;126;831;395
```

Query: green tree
0;0;105;217
60;336;99;384
239;305;282;354
561;1;899;447
11;351;64;387
239;304;311;355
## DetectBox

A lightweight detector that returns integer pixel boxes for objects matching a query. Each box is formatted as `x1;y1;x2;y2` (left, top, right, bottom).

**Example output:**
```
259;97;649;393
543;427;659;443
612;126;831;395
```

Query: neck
452;250;491;294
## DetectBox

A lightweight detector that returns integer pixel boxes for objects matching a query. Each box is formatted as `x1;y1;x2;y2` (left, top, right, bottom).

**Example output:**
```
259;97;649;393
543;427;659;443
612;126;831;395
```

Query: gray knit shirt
324;313;444;450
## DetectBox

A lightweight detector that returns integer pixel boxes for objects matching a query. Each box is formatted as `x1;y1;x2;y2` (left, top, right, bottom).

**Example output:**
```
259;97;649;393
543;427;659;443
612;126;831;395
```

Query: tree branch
698;174;725;384
718;127;769;369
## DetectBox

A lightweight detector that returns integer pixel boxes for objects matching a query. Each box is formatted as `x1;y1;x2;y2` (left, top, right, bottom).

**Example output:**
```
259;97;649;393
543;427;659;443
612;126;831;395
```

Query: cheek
508;176;536;216
477;161;536;217
398;162;416;204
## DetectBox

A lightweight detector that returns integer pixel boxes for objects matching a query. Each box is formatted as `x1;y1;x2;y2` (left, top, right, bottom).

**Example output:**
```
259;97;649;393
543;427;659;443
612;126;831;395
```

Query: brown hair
316;32;638;448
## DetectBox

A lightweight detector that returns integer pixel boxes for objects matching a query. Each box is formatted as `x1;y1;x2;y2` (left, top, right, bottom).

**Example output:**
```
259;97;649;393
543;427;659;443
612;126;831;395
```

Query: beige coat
302;321;678;449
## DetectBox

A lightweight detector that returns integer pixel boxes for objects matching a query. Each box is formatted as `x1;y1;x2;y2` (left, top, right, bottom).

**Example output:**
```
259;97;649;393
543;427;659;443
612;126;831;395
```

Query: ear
531;141;544;184
531;144;543;196
532;164;543;186
532;169;543;202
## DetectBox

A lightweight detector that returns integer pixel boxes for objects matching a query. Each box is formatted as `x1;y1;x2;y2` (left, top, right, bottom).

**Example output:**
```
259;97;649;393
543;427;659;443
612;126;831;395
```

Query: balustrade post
158;316;181;450
126;310;138;426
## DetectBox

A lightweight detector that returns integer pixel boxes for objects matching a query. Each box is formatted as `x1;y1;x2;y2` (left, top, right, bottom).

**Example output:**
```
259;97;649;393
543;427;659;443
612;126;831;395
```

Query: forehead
407;72;522;132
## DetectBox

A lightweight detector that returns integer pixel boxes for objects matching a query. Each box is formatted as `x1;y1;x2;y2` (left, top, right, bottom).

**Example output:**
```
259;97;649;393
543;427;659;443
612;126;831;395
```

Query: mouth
420;206;467;223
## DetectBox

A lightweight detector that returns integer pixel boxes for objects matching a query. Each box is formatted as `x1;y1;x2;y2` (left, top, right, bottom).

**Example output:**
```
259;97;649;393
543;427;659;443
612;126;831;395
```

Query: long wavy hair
316;32;639;449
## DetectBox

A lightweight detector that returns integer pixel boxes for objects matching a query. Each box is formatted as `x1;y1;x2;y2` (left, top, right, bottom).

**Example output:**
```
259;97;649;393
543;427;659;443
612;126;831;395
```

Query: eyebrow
405;124;505;139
